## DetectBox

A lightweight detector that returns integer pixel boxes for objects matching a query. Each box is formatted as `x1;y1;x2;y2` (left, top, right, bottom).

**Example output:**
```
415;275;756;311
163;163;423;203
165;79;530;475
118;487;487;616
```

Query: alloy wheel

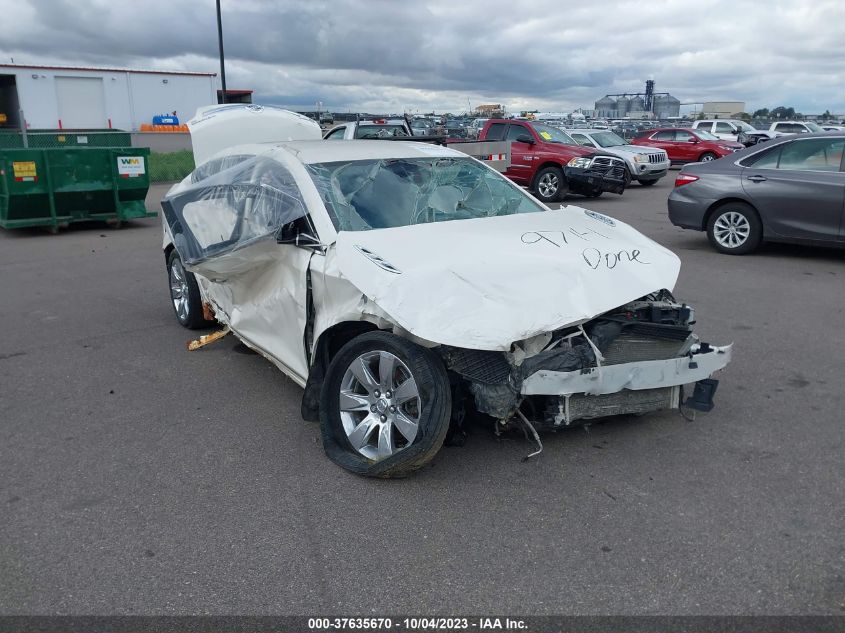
339;351;421;461
713;211;750;249
537;172;559;198
169;258;190;322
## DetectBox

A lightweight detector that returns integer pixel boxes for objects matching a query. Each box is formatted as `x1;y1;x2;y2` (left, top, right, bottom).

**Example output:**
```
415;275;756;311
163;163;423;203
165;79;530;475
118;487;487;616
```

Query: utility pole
216;0;227;103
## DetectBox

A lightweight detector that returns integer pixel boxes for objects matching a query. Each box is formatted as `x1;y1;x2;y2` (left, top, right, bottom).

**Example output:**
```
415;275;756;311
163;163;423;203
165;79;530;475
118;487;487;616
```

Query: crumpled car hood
334;206;681;351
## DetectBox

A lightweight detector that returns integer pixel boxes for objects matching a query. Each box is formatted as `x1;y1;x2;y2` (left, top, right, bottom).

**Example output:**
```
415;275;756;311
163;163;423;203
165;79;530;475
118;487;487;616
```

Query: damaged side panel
193;241;313;385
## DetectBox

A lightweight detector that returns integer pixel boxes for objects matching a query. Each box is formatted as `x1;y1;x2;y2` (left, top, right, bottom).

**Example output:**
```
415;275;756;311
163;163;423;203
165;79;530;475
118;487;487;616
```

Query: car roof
266;139;467;164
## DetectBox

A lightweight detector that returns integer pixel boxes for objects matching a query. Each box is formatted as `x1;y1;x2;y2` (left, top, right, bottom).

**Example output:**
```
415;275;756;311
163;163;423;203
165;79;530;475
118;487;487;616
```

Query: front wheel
699;152;718;162
637;179;658;187
706;203;762;255
319;332;452;477
532;166;567;203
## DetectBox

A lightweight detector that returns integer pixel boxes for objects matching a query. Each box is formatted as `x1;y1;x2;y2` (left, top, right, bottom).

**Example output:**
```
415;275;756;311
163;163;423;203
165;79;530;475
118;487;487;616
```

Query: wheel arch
301;320;382;421
531;161;567;188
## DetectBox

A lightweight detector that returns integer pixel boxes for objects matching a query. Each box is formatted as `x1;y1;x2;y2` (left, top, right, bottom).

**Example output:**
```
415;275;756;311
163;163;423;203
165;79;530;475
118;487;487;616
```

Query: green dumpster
0;147;156;231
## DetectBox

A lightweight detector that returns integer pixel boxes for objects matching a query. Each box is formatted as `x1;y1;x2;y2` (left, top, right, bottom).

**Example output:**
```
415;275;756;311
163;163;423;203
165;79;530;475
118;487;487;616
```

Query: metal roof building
0;63;219;131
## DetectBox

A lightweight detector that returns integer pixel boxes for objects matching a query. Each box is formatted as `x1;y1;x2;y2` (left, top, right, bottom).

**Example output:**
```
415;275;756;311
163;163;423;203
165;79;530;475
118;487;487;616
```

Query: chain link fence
147;150;194;182
0;130;131;148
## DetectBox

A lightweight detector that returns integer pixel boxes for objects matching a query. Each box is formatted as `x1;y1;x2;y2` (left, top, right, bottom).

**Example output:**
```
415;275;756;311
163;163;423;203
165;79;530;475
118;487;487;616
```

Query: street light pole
216;0;227;104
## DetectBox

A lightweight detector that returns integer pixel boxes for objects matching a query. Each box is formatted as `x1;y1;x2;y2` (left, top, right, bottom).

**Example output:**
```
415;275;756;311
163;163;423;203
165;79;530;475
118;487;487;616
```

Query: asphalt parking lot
1;175;843;615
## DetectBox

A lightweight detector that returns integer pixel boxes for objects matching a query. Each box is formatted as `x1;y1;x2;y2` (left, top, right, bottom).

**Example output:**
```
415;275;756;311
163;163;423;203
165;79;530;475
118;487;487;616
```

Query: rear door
161;155;318;380
646;130;678;160
741;137;845;241
713;121;736;141
694;122;713;135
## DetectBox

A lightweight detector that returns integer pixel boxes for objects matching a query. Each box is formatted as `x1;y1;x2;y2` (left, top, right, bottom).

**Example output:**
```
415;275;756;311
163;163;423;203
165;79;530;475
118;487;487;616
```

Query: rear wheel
319;332;451;478
699;152;718;162
167;250;212;329
706;203;762;255
533;166;567;203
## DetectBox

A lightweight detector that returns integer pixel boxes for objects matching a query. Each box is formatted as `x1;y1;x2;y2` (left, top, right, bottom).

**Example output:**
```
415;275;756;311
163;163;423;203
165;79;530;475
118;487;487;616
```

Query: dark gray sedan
668;132;845;254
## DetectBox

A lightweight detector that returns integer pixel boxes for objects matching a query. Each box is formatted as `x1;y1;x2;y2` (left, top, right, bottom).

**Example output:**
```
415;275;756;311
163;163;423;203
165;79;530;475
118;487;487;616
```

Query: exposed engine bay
440;290;727;434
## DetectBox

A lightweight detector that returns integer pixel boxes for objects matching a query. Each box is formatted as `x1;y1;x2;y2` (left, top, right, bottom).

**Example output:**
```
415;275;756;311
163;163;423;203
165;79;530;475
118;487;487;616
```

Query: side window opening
485;123;506;141
505;125;528;141
163;156;311;264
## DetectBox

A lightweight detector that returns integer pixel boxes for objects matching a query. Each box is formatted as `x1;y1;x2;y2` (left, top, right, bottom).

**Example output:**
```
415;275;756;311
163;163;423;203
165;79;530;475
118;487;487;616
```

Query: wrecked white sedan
161;139;731;477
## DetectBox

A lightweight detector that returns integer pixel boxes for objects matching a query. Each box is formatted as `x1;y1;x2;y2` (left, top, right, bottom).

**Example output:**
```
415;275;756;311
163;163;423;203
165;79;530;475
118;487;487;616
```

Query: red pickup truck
479;119;627;202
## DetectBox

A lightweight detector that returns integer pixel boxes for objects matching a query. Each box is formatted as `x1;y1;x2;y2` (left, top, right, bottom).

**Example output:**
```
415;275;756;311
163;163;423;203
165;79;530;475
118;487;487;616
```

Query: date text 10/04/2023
307;617;528;630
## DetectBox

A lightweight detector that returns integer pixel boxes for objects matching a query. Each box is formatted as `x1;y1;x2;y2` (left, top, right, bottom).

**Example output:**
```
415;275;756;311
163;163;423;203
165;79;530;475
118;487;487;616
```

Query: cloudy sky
2;0;844;114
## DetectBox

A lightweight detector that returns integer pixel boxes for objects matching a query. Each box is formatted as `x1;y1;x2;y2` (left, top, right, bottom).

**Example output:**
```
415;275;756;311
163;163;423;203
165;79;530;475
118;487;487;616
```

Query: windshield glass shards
307;157;546;231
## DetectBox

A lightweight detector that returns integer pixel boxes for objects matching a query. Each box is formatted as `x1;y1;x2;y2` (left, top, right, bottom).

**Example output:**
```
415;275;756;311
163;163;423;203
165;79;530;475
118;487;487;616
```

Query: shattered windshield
529;122;577;145
307;157;546;231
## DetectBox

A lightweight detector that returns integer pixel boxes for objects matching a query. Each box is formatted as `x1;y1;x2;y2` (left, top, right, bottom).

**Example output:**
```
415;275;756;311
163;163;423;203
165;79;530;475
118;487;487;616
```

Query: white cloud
1;0;843;114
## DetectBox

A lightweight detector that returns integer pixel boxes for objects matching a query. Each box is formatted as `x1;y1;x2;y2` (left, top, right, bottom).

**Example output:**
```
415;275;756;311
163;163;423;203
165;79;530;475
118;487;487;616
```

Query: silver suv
568;129;669;186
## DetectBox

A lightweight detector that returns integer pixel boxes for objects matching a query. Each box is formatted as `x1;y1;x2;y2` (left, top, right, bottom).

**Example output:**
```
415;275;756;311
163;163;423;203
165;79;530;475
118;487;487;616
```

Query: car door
503;123;535;184
647;130;678;160
673;130;701;162
161;155;317;381
741;137;845;242
713;121;735;141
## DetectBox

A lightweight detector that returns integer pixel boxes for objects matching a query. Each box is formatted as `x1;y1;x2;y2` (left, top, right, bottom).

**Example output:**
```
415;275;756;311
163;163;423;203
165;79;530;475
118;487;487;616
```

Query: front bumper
565;165;626;195
635;165;669;181
521;343;732;396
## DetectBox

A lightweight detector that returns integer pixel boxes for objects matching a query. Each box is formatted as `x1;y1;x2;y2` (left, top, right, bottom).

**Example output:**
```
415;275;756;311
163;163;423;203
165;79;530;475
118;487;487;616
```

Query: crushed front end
564;155;627;196
440;290;731;432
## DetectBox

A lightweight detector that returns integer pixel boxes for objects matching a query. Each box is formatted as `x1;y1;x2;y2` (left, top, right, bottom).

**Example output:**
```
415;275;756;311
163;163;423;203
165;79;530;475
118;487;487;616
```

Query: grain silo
594;96;617;118
653;94;681;118
615;96;631;117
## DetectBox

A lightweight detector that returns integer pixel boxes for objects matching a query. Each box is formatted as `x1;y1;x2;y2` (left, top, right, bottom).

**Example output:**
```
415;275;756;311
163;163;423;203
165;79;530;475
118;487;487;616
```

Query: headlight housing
633;154;650;163
567;157;592;168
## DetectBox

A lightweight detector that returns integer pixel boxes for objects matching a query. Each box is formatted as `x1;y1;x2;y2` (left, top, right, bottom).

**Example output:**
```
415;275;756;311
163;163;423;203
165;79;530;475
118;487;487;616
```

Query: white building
701;101;746;118
0;63;218;131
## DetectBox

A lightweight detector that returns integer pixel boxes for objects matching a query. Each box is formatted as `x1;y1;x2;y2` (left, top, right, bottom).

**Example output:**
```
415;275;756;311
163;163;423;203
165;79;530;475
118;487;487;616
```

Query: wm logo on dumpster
117;156;146;178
